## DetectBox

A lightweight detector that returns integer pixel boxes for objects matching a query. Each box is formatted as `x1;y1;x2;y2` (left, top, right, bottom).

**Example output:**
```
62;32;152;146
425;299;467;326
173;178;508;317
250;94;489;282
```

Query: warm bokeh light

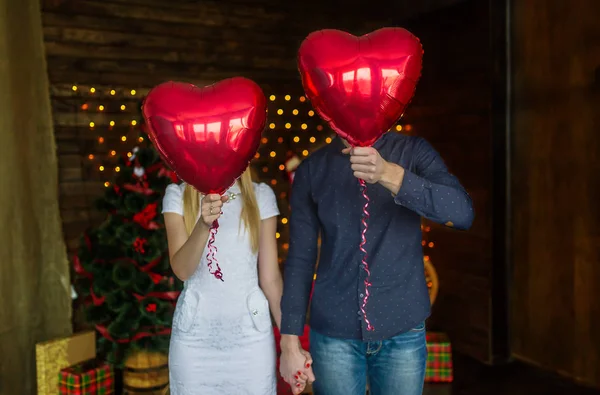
131;89;136;95
120;105;126;111
284;95;291;101
270;179;277;185
269;95;276;101
98;137;104;143
277;109;284;115
276;232;281;239
254;152;260;159
279;164;285;171
302;150;309;156
299;96;306;102
98;105;104;111
88;154;94;160
138;137;144;142
262;166;268;173
131;120;137;126
99;166;105;171
277;137;284;143
110;90;116;95
292;109;299;115
270;151;276;158
89;122;95;128
396;125;403;131
115;166;121;172
285;123;291;129
109;121;115;127
261;137;268;144
293;136;300;143
325;137;332;144
121;136;127;141
308;110;315;116
269;123;276;129
90;87;96;93
316;125;323;131
104;181;110;187
81;103;89;110
110;150;116;156
281;217;288;224
309;137;316;143
301;123;308;130
72;85;78;91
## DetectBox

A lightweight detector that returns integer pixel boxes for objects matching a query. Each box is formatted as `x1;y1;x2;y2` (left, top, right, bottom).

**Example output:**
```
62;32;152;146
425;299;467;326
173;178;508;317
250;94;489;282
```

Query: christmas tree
73;141;183;366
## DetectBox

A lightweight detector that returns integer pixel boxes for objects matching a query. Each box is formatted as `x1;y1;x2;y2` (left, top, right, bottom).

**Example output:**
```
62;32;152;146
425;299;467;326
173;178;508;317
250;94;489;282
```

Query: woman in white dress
163;169;309;394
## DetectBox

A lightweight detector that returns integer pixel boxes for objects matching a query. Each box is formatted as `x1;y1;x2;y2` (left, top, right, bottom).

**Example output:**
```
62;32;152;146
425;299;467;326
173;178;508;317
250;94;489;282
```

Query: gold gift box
35;331;96;395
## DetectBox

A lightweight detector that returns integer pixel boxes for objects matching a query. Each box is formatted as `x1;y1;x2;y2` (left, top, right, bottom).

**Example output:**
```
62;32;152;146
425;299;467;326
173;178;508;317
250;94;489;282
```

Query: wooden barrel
123;351;169;394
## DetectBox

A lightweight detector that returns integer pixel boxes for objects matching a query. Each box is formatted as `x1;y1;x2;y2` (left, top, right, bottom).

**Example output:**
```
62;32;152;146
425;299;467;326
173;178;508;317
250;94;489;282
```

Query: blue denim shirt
280;132;474;341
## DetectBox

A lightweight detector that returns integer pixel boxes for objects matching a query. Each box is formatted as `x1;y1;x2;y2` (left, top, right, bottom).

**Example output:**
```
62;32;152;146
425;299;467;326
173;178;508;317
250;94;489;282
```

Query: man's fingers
351;147;374;156
351;164;376;173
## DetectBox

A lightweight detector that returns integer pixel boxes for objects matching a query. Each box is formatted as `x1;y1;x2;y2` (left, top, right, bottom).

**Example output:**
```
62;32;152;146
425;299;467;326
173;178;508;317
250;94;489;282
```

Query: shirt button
357;310;362;315
359;293;364;298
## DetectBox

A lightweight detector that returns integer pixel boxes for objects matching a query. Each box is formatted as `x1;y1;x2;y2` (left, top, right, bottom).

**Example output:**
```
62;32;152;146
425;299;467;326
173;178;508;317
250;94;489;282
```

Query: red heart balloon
142;78;266;194
298;28;423;147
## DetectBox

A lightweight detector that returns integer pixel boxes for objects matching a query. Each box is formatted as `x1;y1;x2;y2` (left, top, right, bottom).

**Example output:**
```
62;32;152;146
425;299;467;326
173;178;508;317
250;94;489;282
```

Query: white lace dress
162;182;279;395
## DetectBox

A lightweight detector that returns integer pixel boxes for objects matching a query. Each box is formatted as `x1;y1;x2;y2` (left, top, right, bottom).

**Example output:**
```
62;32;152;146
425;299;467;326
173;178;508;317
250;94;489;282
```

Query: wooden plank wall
400;0;496;363
41;0;393;256
511;0;600;387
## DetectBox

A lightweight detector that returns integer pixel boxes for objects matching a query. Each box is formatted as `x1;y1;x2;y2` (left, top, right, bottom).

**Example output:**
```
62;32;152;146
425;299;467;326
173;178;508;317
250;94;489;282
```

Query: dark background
41;0;600;388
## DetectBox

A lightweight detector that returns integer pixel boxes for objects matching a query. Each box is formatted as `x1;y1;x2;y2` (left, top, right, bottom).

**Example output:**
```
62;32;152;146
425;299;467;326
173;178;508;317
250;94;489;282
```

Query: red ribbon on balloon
298;28;423;330
143;78;267;282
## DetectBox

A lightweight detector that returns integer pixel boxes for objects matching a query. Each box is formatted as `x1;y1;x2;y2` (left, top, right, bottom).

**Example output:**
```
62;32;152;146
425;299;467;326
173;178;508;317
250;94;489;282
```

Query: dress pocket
246;289;271;333
173;288;200;332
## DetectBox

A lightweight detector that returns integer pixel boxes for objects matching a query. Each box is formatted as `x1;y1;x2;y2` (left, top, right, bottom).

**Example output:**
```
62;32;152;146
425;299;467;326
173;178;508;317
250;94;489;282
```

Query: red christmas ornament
298;28;423;147
133;203;159;230
142;78;266;194
133;237;147;254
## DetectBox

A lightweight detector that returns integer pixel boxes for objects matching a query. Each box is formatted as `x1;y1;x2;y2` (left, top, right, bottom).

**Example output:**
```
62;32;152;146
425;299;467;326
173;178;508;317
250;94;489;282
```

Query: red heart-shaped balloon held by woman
143;78;266;194
298;28;423;147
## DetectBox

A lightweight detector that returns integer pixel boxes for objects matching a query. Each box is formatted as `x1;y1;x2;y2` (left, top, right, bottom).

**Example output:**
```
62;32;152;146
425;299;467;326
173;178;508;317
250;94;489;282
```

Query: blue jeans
310;323;427;395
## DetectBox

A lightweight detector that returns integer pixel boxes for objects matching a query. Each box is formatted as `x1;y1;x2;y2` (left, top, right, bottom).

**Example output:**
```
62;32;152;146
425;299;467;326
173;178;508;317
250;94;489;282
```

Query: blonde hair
182;168;261;253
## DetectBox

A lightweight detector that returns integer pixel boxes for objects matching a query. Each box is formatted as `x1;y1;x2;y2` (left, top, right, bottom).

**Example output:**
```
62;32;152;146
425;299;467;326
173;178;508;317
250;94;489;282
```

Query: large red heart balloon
298;28;423;147
142;78;266;194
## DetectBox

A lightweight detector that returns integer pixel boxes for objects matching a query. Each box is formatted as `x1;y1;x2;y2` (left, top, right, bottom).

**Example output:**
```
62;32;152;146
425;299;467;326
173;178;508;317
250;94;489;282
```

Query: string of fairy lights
68;84;431;281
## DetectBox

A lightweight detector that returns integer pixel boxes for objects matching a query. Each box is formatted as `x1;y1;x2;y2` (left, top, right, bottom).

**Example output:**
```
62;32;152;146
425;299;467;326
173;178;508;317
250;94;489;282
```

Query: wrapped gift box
36;331;97;395
58;359;114;395
425;332;453;383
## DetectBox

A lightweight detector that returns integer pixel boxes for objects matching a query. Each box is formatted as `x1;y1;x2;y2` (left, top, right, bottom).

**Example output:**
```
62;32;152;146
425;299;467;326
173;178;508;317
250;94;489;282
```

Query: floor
423;354;600;395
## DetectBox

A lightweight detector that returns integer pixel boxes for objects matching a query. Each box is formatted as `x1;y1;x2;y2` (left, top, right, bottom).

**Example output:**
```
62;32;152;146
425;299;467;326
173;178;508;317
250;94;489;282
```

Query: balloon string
359;179;374;331
206;220;224;281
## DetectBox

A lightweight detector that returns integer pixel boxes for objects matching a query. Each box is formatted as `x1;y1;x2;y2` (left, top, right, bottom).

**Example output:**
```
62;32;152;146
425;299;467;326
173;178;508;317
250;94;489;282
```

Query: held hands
199;194;229;228
280;342;315;394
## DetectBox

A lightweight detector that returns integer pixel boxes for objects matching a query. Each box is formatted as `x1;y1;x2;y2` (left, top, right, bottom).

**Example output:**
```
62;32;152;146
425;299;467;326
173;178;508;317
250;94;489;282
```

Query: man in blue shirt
279;132;474;395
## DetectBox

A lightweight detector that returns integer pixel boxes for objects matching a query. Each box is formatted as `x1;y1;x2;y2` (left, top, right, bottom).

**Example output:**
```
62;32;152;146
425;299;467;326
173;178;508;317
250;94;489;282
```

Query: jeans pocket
410;321;426;333
246;289;271;333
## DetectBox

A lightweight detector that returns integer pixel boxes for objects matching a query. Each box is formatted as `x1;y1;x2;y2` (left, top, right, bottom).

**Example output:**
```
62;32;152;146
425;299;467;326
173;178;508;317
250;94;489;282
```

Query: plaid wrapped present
58;359;114;395
425;332;453;383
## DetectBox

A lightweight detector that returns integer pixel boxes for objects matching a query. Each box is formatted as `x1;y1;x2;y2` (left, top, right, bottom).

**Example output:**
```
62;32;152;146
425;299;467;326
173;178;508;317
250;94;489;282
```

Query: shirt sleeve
393;137;474;230
280;161;320;336
162;183;184;216
257;183;280;220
